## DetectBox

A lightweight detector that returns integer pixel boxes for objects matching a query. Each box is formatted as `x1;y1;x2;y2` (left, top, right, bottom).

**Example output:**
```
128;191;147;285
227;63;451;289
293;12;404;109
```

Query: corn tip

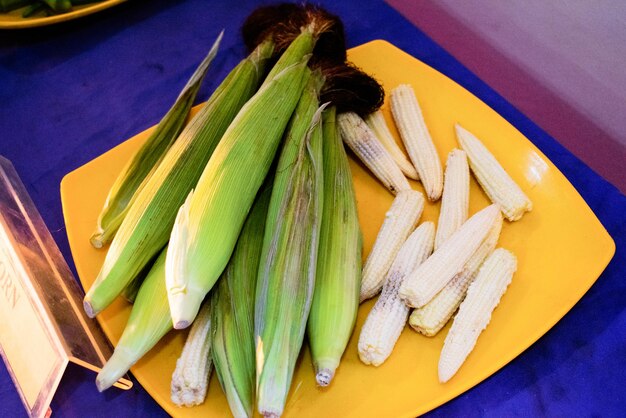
83;299;96;318
89;233;105;249
438;366;453;384
174;320;190;330
169;290;203;330
95;378;107;393
315;368;335;387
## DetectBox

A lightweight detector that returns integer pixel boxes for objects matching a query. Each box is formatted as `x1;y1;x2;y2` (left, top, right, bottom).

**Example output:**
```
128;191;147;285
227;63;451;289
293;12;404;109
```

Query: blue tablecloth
1;0;624;416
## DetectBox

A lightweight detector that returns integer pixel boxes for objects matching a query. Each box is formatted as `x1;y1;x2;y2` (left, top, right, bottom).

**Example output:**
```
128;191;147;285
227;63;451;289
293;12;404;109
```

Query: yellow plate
60;40;615;417
0;0;125;29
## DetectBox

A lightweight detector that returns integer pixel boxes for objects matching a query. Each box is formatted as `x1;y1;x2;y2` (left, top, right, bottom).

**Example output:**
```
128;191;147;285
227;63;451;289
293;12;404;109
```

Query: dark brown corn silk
242;3;384;117
242;2;347;64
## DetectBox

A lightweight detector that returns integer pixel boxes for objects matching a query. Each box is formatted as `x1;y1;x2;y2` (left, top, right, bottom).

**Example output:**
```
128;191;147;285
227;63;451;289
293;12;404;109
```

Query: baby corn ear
390;84;443;201
360;190;424;302
84;39;273;318
435;149;469;250
439;248;517;383
358;222;434;366
211;185;271;418
365;110;419;180
338;111;411;195
166;31;315;329
171;301;213;407
399;204;502;308
455;124;532;221
307;106;362;387
90;32;223;248
409;215;503;336
255;79;325;418
95;247;171;392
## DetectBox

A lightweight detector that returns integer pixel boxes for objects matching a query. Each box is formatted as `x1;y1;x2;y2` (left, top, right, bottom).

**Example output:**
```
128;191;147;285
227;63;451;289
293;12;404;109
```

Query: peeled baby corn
83;40;273;318
390;84;443;201
171;301;213;407
434;149;469;250
307;106;362;387
358;222;434;366
338;111;411;195
439;248;517;382
211;186;271;418
399;204;501;308
360;190;424;302
166;30;315;329
455;124;532;221
410;214;503;336
95;247;171;392
365;110;419;180
255;82;325;418
90;33;223;248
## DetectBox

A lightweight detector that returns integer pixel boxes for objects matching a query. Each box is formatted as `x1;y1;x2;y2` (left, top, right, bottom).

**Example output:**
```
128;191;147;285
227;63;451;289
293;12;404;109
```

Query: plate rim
0;0;126;29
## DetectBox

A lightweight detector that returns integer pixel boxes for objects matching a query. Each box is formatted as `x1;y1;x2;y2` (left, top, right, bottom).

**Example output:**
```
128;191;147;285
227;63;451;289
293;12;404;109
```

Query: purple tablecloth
1;0;624;416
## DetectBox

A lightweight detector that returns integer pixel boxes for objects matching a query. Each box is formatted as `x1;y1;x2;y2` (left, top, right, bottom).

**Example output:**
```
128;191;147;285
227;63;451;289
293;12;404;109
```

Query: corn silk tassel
306;106;362;386
95;247;171;391
211;186;271;418
255;72;325;418
83;38;273;318
166;27;317;329
90;32;223;248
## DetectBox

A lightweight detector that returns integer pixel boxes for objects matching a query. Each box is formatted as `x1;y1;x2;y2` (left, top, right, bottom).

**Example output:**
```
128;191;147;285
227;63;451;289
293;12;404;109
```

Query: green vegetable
83;38;273;318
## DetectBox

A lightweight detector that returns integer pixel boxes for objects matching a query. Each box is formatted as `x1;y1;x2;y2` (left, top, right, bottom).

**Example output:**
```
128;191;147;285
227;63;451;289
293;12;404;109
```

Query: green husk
254;72;325;418
165;28;316;329
211;184;271;418
84;40;274;318
90;33;223;248
307;106;362;386
95;247;171;392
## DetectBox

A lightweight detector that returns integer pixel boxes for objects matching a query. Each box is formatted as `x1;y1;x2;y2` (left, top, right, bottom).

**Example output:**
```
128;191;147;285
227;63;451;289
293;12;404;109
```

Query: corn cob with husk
90;33;223;249
409;214;503;336
359;190;424;302
255;75;325;418
119;250;164;303
119;267;145;303
365;110;419;180
211;186;271;418
390;84;443;201
307;106;362;387
435;149;469;250
358;222;434;366
455;124;532;221
166;28;316;329
338;111;411;195
439;248;517;382
95;247;171;392
83;39;273;318
171;301;213;407
399;204;502;308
